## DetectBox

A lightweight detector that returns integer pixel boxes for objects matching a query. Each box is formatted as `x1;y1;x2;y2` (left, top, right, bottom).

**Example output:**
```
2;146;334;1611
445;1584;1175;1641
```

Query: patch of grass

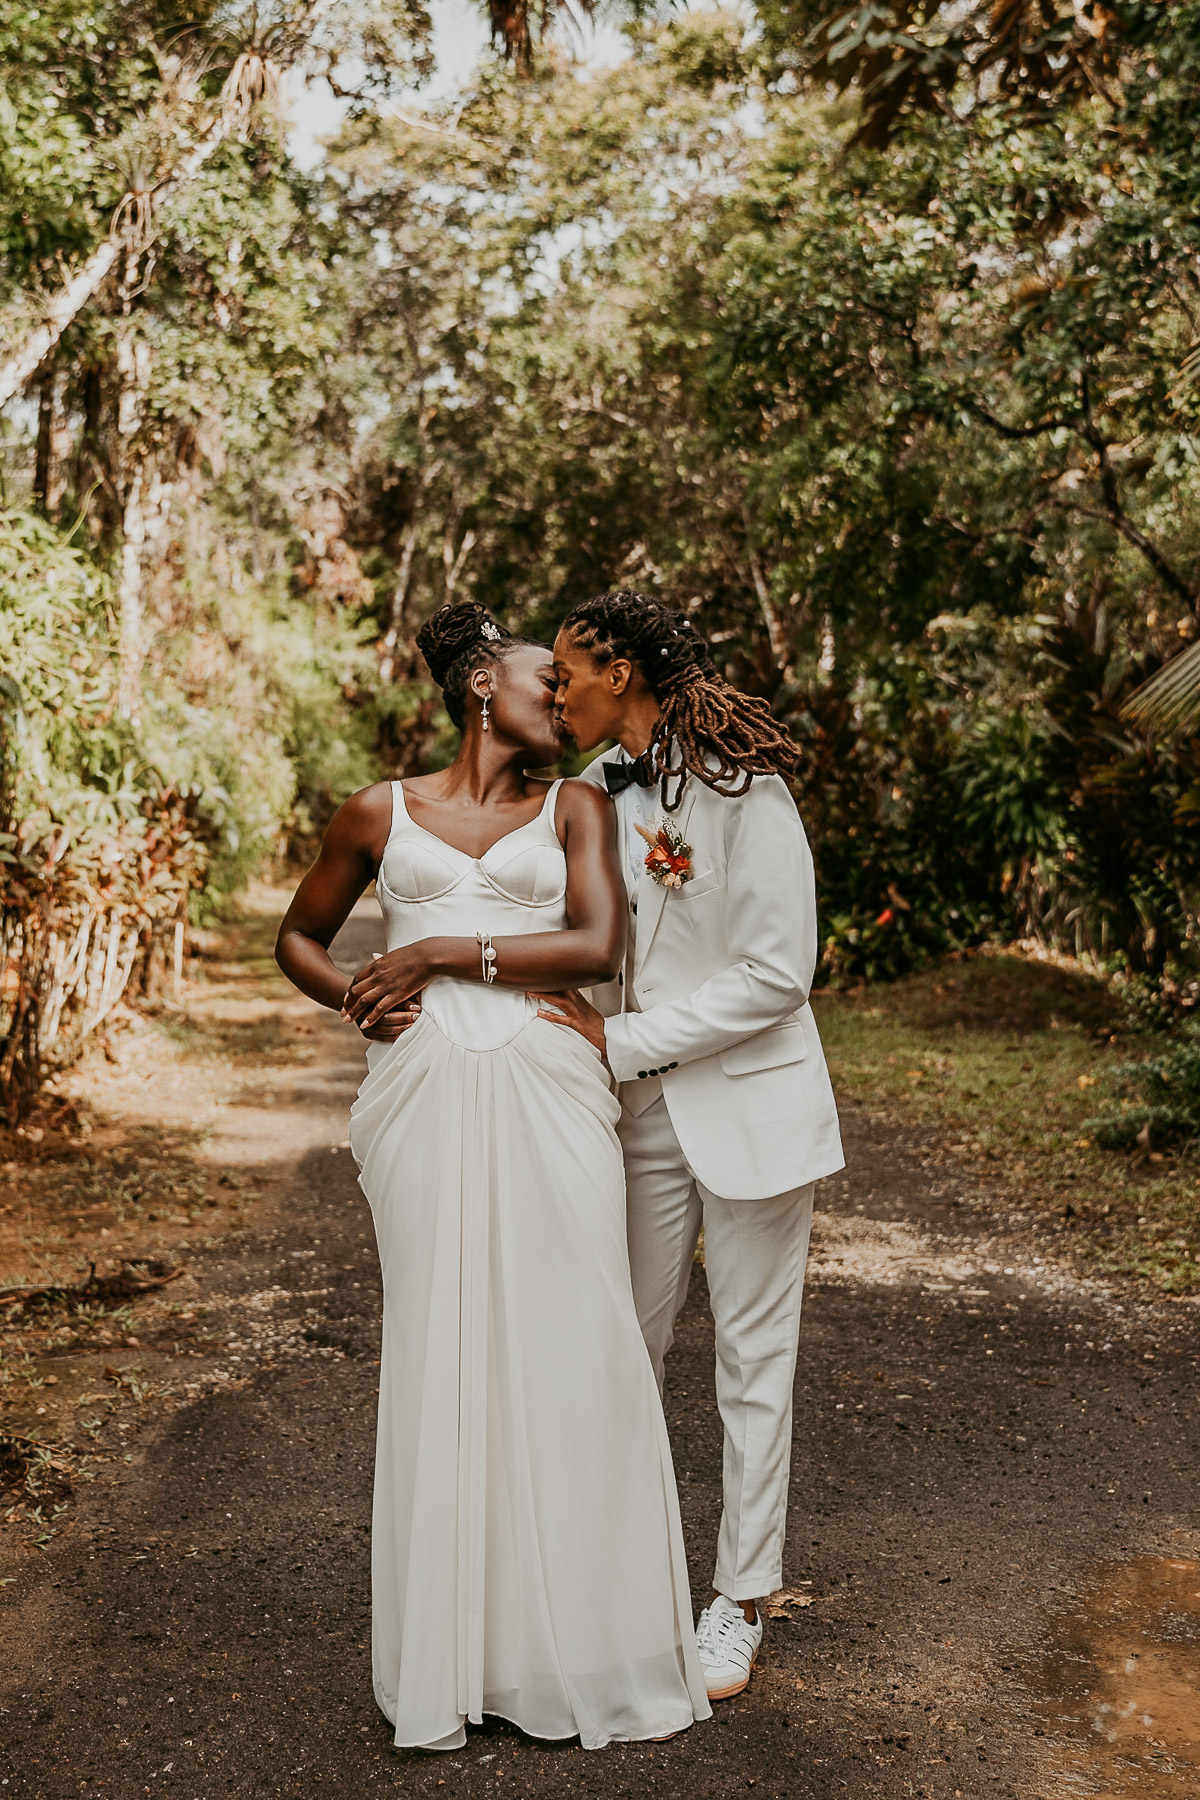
2;1147;210;1237
157;1013;295;1060
816;950;1200;1294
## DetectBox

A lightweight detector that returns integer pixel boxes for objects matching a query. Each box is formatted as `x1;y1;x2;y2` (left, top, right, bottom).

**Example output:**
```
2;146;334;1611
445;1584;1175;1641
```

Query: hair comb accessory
480;619;503;641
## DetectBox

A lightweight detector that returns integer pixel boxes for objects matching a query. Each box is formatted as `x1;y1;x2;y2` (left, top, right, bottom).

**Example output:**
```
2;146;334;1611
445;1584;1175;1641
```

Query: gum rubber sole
704;1649;759;1702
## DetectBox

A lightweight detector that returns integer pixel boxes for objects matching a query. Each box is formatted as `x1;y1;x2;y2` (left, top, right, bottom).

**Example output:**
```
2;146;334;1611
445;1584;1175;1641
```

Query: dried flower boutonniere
636;820;694;889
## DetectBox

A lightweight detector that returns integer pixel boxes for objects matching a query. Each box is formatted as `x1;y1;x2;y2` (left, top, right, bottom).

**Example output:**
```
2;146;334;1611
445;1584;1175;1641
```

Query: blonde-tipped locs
561;590;798;808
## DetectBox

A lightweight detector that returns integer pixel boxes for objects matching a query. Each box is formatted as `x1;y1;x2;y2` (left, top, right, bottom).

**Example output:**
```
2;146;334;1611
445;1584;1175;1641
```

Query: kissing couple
276;589;844;1750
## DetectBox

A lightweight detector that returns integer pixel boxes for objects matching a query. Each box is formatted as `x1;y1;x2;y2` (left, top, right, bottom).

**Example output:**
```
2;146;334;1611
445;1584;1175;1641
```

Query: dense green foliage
3;0;1199;1112
0;505;379;907
317;10;1200;982
0;498;378;1114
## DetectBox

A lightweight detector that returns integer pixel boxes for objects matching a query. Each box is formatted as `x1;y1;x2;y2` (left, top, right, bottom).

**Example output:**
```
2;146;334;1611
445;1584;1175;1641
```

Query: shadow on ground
1;907;1197;1799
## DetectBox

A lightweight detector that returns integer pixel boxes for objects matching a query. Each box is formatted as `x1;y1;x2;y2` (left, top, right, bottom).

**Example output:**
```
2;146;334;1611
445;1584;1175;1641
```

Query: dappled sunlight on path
3;896;1198;1799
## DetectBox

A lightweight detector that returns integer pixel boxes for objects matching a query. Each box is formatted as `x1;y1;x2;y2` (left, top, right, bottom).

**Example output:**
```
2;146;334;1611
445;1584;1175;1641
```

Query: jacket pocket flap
719;1020;809;1077
681;867;719;899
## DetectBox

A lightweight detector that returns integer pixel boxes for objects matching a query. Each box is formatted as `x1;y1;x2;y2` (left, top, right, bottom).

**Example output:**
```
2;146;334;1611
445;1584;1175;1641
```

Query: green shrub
137;562;382;909
0;506;387;1113
1116;970;1200;1036
1085;1023;1200;1153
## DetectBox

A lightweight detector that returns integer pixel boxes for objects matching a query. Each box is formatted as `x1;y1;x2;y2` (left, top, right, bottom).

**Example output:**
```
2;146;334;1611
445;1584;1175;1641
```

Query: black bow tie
603;753;657;796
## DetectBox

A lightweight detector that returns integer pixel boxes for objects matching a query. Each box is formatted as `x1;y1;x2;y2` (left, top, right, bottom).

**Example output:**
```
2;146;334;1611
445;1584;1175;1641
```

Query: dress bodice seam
376;779;566;906
377;869;568;907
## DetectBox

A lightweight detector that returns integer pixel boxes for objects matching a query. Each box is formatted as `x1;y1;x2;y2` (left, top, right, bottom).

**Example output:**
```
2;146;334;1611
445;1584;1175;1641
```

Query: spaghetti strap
542;777;564;839
375;782;410;894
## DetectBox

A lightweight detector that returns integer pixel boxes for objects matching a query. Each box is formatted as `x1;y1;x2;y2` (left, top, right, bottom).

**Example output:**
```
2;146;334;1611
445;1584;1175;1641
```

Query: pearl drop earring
481;692;491;731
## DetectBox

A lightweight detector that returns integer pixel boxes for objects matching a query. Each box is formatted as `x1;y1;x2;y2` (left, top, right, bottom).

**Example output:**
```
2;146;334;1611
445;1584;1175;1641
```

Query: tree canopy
3;0;1199;1109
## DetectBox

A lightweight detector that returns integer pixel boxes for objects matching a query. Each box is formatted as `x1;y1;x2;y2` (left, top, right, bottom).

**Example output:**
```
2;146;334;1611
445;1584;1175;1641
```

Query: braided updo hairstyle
560;590;799;807
416;601;536;730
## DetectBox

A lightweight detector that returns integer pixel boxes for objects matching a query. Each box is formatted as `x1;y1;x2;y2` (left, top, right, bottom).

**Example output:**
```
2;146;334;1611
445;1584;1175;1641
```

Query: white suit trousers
618;1093;814;1602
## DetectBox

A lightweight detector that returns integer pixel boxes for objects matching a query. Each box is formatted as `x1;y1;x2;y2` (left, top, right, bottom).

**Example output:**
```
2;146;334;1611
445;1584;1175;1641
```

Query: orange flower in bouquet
635;821;694;889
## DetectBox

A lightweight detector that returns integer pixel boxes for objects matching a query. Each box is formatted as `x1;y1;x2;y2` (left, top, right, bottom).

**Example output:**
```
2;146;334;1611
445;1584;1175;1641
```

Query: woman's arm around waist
341;780;626;1032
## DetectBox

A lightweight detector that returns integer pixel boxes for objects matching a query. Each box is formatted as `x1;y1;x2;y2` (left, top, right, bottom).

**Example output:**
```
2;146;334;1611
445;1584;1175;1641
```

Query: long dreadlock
560;590;799;809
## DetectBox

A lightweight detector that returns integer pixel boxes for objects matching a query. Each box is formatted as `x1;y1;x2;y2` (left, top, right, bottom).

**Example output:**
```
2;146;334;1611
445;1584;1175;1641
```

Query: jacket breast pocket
719;1018;809;1077
682;867;720;900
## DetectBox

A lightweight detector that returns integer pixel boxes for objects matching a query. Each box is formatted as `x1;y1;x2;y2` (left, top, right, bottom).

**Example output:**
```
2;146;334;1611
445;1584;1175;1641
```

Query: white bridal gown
349;779;711;1751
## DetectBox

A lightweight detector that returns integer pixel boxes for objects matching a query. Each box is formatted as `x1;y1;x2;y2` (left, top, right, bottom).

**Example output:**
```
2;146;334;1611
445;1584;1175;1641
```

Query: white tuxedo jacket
581;748;844;1200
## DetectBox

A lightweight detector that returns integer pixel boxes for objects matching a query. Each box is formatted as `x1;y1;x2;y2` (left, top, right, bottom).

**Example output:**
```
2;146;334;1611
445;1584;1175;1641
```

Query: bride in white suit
538;589;843;1705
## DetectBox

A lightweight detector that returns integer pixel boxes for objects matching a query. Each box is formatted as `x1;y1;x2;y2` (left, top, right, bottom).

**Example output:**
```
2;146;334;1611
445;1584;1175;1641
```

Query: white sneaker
695;1594;762;1700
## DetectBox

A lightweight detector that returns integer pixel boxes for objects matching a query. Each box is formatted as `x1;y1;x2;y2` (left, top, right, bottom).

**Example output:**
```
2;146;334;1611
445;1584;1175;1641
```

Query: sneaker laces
696;1603;744;1655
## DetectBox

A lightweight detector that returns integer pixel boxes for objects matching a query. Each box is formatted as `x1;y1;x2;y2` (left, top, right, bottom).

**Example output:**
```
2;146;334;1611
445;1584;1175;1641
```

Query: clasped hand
342;946;428;1039
340;941;608;1056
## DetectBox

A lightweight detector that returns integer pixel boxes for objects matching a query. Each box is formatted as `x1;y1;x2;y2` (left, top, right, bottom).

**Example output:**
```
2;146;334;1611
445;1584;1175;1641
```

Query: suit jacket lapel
633;781;700;978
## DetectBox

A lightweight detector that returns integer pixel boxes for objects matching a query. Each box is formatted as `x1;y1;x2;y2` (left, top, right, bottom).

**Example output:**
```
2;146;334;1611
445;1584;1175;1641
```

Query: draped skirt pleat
350;1012;711;1751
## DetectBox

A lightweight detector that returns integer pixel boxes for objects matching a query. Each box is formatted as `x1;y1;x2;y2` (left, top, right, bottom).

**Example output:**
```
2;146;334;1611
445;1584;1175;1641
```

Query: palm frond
1122;638;1200;736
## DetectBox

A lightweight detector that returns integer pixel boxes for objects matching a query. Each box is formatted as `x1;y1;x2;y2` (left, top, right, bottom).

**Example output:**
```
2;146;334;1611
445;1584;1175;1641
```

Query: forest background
2;0;1199;1156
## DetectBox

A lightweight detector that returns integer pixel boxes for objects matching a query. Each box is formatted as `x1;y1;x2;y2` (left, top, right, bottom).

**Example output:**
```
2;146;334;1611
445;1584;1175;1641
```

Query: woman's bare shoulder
324;781;394;851
555;775;614;822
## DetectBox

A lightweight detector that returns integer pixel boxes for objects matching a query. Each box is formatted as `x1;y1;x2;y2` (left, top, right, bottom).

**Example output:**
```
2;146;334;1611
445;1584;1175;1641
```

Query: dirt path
2;897;1198;1800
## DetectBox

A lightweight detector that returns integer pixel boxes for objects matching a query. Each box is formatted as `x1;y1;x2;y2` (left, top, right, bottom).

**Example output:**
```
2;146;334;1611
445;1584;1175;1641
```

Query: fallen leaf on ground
764;1588;816;1617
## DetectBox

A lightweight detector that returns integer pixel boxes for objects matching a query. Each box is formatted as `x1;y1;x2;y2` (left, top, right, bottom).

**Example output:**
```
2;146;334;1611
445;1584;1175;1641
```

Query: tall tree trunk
442;523;477;605
118;458;149;720
744;532;792;677
115;325;154;722
380;518;422;685
116;446;175;722
48;377;70;516
142;462;176;575
380;453;442;683
33;369;68;518
75;365;103;509
0;111;237;410
818;614;836;677
33;369;54;516
0;240;122;412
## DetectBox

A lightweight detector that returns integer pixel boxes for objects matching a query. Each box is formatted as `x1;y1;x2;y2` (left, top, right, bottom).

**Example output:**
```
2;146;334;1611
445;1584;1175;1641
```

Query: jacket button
668;1061;678;1070
637;1070;648;1079
617;972;623;986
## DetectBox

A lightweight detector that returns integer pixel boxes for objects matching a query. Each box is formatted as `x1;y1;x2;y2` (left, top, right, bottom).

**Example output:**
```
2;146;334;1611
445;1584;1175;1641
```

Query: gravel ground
1;903;1197;1800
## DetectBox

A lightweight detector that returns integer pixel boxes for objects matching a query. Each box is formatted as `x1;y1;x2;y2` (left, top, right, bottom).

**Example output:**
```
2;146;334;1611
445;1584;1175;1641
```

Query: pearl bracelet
476;930;498;985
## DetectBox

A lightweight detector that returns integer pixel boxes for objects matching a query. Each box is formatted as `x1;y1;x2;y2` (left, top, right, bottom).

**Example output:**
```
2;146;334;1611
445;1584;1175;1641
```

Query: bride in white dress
275;602;710;1751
